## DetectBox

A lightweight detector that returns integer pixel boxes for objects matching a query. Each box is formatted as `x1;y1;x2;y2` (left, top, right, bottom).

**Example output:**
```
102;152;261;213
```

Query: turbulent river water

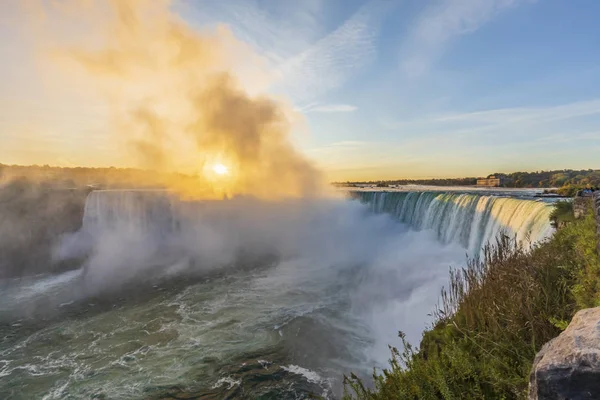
0;190;554;399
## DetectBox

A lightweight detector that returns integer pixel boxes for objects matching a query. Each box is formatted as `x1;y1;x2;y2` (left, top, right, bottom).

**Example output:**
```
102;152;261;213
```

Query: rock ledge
529;307;600;399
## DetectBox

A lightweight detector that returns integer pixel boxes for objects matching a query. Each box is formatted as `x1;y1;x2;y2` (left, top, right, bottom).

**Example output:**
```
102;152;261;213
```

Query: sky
1;0;600;181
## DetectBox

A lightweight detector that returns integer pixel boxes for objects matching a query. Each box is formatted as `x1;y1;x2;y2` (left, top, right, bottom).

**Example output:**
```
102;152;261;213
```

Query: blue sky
1;0;600;180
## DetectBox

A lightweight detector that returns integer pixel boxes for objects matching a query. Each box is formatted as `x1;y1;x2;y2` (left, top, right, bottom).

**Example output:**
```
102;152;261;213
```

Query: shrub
549;201;574;227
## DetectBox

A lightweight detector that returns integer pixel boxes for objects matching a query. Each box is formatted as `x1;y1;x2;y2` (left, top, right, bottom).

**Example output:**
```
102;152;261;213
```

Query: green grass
344;206;600;400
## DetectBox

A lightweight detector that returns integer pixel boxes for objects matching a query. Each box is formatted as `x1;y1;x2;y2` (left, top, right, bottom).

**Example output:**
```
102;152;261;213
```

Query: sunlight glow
212;163;229;175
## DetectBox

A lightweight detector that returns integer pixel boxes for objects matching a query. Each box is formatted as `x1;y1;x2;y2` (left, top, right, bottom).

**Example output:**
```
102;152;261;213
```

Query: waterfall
79;190;554;258
82;190;178;235
351;191;554;254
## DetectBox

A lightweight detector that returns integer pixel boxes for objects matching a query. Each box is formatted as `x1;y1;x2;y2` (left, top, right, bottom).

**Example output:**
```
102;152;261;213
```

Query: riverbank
344;201;600;399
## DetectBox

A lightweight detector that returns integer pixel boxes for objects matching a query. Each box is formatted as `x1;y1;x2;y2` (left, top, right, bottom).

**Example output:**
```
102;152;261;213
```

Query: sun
212;163;229;175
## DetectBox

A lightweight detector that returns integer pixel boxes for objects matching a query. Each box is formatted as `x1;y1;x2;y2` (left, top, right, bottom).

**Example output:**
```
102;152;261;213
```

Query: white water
0;189;555;399
352;191;554;255
82;190;176;234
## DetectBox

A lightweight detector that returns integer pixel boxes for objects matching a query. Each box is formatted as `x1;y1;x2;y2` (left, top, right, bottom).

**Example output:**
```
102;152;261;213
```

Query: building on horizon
477;175;505;187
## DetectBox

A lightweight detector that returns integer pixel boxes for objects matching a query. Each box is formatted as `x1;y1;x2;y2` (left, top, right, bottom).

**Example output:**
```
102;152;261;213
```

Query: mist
0;2;469;396
0;0;468;363
21;0;323;199
8;191;459;369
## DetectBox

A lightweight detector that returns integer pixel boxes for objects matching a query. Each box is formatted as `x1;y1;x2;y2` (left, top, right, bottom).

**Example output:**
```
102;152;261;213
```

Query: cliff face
529;307;600;400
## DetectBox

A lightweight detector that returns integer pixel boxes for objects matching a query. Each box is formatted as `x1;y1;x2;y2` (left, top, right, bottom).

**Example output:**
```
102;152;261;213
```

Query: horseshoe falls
0;190;555;399
351;191;554;254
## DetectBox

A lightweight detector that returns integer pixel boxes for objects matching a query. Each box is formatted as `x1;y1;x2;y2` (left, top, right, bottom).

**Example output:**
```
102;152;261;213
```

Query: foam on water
281;364;323;384
212;376;241;389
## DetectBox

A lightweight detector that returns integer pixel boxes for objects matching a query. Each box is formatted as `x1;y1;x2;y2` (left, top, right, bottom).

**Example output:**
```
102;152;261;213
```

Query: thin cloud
179;0;326;65
276;2;385;102
303;104;358;113
433;99;600;125
400;0;530;77
181;1;390;102
382;99;600;131
536;131;600;144
375;99;600;163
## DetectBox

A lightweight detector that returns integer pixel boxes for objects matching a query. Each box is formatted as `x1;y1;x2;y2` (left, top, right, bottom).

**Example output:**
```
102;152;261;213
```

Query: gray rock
529;307;600;399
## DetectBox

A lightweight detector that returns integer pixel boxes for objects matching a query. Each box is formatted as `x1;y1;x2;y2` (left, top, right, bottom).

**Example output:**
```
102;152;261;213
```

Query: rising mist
20;0;322;199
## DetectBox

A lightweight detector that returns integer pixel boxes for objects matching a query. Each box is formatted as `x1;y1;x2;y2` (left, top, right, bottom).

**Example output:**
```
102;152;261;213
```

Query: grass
344;205;600;400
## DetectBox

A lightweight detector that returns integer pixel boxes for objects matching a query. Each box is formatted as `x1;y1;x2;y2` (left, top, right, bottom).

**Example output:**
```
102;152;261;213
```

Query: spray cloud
26;0;322;199
2;0;471;384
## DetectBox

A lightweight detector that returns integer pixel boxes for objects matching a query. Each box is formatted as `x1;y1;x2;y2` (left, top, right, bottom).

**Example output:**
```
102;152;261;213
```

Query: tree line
336;169;600;189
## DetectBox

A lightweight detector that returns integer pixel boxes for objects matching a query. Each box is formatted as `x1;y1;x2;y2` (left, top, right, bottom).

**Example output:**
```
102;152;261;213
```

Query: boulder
529;307;600;399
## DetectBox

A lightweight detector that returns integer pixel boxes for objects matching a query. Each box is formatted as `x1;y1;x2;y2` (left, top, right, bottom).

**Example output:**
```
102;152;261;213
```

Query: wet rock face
529;307;600;400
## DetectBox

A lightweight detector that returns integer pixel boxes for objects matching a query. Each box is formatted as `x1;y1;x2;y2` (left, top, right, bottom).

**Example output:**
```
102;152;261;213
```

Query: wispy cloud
301;104;358;113
307;99;600;179
400;0;530;77
371;99;600;173
432;99;600;126
180;0;327;65
275;2;388;102
183;1;391;103
536;131;600;144
309;140;367;150
382;99;600;132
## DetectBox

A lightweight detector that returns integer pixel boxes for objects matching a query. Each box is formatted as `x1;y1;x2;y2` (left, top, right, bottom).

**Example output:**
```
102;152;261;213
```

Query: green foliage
338;169;600;191
548;317;569;331
555;185;584;197
549;201;574;227
556;209;600;308
497;169;600;189
345;212;600;400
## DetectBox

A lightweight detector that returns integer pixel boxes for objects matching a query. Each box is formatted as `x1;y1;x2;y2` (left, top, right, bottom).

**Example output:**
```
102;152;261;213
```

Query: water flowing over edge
350;191;554;254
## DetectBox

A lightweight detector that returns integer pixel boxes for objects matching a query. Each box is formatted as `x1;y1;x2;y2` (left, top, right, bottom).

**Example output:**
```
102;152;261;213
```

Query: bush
556;184;583;197
549;201;574;227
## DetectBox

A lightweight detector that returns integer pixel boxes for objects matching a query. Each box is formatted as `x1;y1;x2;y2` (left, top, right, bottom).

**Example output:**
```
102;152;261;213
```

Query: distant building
477;175;505;187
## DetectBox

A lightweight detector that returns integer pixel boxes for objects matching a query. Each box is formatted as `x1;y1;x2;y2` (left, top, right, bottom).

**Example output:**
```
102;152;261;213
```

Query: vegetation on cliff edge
344;203;600;400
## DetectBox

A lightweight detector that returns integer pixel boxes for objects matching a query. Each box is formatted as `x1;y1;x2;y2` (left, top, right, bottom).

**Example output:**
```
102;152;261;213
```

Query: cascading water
351;191;554;254
82;190;177;234
0;189;556;399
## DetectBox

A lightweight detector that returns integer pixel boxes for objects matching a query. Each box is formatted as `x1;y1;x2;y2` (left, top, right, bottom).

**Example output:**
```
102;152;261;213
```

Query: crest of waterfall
351;191;554;254
83;190;177;235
